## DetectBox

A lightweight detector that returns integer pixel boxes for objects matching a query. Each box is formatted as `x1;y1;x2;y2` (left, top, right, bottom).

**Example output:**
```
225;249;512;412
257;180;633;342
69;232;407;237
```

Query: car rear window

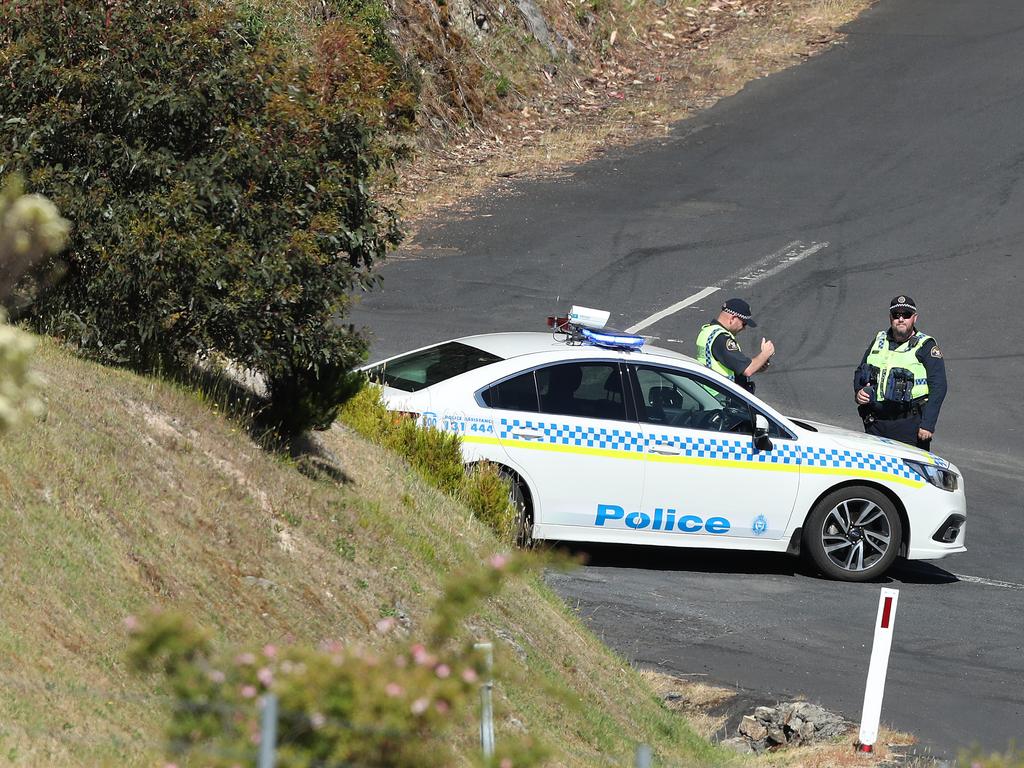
366;342;503;392
480;371;539;412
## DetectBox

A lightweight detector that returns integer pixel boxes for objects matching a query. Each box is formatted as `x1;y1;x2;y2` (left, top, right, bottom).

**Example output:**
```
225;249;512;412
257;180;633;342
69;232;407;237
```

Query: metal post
635;744;652;768
474;642;495;759
258;693;278;768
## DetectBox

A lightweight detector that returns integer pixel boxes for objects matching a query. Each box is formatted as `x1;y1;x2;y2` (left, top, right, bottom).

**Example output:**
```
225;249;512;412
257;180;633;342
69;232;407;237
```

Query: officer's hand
918;428;933;441
760;338;775;357
855;388;871;405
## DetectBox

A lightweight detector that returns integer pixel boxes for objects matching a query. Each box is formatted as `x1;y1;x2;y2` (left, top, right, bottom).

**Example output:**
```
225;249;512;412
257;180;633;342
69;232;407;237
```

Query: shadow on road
886;559;960;585
554;542;804;577
551;542;961;585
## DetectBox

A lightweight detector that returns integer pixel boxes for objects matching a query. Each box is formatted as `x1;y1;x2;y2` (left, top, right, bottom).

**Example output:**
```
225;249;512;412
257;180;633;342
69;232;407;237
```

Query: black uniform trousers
860;404;931;451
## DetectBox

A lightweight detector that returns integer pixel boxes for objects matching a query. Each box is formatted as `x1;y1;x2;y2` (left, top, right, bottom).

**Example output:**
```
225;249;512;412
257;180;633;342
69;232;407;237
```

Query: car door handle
648;442;682;455
510;428;546;440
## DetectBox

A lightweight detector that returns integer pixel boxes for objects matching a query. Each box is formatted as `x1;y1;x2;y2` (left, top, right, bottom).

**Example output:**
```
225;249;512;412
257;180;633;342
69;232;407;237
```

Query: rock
739;715;768;741
242;575;277;590
494;627;528;662
514;0;557;56
720;700;849;753
720;737;753;754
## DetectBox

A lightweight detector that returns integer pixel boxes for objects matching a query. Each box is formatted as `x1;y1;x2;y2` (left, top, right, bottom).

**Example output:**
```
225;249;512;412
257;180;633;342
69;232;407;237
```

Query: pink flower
376;617;397;633
385;683;403;697
235;652;256;666
393;655;408;668
434;700;450;714
490;554;508;570
435;664;451;679
257;667;273;686
123;615;140;633
461;668;478;683
311;713;326;729
411;697;429;715
412;645;435;666
262;644;277;659
500;759;513;768
207;670;226;684
240;685;258;699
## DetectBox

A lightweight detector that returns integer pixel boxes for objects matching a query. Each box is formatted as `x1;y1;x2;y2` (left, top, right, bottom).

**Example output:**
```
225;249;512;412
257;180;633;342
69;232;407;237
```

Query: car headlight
904;459;959;491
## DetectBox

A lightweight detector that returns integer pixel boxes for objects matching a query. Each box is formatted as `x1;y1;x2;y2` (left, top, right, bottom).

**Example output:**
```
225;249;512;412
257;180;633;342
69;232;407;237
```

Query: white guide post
857;587;900;753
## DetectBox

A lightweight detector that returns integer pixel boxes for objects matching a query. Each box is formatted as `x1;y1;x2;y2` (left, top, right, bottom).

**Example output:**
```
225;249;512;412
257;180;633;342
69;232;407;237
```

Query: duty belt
873;403;924;421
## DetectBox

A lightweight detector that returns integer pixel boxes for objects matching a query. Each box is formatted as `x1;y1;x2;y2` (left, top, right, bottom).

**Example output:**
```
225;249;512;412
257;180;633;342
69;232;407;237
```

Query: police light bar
567;305;610;329
580;327;645;350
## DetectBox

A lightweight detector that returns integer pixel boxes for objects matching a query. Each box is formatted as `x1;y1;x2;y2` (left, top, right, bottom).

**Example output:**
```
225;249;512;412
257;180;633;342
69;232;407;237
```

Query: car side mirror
753;413;772;451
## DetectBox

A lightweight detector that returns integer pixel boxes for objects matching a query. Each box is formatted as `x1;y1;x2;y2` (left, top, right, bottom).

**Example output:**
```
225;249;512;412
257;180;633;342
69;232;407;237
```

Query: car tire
503;472;534;549
803;485;902;582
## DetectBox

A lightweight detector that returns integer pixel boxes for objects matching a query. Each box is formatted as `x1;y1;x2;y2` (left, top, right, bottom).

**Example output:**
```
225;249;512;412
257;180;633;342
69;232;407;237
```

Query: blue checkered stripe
501;419;920;481
498;418;645;453
646;432;918;479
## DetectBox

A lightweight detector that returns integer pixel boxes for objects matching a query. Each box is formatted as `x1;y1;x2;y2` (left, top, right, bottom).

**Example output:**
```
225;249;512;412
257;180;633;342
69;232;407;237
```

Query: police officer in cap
696;298;775;393
854;295;947;450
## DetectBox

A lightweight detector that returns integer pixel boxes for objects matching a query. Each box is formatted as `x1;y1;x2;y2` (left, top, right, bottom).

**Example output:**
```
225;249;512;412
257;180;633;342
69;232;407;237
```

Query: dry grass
0;340;723;765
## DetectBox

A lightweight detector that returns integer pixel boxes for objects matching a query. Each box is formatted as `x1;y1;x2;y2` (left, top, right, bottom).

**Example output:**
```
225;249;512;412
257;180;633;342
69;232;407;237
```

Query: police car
363;307;966;582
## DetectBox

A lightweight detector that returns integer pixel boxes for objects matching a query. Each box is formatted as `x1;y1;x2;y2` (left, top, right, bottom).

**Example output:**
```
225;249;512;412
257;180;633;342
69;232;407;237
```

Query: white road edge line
626;286;720;333
625;240;829;334
952;573;1024;591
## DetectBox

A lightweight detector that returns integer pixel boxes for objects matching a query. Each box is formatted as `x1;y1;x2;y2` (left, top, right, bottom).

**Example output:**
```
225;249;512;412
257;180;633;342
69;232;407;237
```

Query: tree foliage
0;174;70;431
0;0;407;436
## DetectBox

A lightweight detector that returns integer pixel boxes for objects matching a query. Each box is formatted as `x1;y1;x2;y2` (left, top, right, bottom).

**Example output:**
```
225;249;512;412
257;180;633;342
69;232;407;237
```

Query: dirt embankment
387;0;875;232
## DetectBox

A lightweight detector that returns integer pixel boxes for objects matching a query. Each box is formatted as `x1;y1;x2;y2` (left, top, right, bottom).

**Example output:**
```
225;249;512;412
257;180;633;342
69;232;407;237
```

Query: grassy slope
0;340;727;767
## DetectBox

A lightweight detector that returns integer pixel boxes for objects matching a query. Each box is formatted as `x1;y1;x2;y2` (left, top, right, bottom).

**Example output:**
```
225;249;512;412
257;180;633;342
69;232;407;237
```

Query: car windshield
366;342;503;392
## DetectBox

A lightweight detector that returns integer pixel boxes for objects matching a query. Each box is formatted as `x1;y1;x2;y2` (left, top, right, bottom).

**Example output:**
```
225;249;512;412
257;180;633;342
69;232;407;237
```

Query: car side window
536;362;627;421
633;365;753;434
480;371;539;412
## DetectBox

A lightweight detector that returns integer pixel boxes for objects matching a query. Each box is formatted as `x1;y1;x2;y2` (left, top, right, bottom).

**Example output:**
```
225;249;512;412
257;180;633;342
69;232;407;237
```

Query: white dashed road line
952;573;1024;590
734;240;829;287
626;286;720;334
626;239;829;334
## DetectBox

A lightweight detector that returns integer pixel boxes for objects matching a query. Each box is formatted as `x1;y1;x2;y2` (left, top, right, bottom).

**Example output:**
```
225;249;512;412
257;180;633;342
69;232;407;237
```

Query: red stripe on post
880;596;893;629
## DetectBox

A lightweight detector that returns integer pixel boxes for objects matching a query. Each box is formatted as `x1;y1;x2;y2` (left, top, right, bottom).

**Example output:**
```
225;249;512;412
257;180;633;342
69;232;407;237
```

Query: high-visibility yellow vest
866;331;932;402
696;323;737;380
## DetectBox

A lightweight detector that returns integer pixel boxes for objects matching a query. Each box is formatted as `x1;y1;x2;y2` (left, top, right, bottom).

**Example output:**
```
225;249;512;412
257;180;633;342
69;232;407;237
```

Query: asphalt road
353;0;1024;757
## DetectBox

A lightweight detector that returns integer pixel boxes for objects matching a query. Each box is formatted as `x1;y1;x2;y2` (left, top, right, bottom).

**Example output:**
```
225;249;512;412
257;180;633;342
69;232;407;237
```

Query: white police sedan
363;310;966;582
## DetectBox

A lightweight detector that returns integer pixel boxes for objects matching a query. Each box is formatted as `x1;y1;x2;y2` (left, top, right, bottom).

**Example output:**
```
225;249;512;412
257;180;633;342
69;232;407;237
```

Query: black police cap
722;298;757;327
889;295;917;314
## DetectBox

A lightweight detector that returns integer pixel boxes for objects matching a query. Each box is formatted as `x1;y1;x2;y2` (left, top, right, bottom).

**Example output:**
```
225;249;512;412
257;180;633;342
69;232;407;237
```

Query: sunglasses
890;310;915;320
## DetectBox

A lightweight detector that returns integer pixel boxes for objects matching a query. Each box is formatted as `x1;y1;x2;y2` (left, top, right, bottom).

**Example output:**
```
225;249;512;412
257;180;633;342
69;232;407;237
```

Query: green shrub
0;0;408;437
340;383;517;541
342;383;464;492
129;555;546;767
462;463;517;543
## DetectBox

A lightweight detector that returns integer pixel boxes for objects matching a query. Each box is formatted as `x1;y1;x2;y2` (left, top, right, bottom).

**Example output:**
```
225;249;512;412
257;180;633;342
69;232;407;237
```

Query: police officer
696;298;775;393
854;295;947;450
